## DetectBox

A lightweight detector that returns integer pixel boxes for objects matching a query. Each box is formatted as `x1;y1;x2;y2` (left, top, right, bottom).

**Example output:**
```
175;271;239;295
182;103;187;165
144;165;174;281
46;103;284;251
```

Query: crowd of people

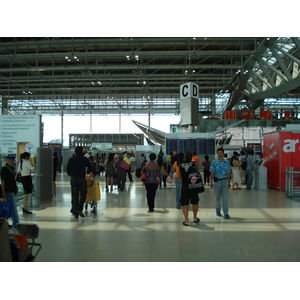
1;146;257;227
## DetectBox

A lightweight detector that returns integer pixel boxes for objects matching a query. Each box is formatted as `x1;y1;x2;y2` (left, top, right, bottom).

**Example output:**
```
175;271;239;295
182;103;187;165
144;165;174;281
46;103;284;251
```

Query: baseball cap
6;154;16;160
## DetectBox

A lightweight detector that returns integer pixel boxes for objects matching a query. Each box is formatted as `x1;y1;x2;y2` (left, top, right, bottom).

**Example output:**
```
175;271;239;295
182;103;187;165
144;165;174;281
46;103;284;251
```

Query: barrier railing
285;167;300;198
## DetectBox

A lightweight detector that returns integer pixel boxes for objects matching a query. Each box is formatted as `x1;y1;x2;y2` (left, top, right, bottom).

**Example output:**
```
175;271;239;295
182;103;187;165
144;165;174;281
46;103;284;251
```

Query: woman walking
172;153;184;209
231;154;242;190
142;153;161;212
105;153;116;192
17;152;36;214
115;155;127;192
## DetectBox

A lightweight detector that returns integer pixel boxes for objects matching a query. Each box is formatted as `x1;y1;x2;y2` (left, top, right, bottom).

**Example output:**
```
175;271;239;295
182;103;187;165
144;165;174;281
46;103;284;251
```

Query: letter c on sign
182;85;188;97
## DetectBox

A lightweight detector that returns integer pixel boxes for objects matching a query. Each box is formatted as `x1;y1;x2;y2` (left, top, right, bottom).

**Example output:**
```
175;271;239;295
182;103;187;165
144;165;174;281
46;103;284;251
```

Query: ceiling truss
0;37;299;116
224;37;300;111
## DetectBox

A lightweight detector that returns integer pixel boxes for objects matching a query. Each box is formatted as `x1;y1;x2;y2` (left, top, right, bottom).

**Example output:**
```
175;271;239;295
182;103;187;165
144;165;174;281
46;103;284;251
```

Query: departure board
166;139;175;154
196;139;205;154
176;139;185;153
205;139;215;154
185;139;196;153
166;138;215;155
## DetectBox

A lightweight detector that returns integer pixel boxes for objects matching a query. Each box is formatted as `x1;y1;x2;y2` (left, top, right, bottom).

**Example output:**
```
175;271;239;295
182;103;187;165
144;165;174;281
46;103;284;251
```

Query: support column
119;110;121;133
61;110;64;147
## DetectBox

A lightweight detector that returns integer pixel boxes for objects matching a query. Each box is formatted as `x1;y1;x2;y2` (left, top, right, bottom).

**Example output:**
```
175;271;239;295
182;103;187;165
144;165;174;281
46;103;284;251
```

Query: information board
166;138;215;155
0;115;41;155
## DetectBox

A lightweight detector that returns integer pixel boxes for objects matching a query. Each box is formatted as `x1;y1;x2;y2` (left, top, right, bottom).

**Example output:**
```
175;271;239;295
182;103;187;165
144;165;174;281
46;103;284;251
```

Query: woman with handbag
17;152;36;214
178;151;201;226
157;153;167;189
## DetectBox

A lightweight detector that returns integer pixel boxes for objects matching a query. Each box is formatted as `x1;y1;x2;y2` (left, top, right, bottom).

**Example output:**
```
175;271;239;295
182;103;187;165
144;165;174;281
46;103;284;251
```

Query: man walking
209;148;232;219
67;146;93;218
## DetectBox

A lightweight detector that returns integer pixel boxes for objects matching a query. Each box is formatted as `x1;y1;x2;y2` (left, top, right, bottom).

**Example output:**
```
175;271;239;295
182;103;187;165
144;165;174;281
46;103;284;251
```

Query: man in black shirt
67;146;93;218
1;154;19;227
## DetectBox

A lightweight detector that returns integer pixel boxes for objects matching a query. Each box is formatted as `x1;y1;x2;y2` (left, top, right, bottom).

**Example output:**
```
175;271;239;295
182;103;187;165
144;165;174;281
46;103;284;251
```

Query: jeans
213;180;229;214
246;169;253;190
175;177;181;208
6;192;19;227
145;183;158;211
70;177;87;213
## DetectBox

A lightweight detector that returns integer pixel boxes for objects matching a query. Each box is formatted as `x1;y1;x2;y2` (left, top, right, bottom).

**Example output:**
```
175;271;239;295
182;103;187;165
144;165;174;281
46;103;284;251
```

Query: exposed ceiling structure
0;37;299;116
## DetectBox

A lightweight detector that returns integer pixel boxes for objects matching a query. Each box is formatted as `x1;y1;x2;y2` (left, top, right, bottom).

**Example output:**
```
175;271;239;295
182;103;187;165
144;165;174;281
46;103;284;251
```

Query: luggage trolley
84;178;101;214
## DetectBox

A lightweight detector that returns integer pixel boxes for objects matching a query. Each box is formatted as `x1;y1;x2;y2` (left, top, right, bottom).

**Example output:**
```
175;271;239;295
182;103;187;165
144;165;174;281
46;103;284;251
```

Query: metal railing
285;167;300;198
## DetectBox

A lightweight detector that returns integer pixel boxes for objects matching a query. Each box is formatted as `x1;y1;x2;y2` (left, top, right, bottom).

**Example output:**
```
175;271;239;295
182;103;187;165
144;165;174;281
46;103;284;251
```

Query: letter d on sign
193;84;199;98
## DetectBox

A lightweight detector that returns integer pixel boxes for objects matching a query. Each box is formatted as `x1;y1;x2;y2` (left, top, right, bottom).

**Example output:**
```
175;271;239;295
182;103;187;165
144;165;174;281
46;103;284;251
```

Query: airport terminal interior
1;37;300;267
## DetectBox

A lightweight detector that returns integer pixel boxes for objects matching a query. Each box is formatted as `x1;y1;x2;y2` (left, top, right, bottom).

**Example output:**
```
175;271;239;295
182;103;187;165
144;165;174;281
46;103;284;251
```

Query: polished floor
10;172;300;262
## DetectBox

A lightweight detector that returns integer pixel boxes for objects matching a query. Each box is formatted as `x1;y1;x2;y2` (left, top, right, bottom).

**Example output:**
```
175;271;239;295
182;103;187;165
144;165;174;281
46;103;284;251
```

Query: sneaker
224;213;230;219
216;210;222;217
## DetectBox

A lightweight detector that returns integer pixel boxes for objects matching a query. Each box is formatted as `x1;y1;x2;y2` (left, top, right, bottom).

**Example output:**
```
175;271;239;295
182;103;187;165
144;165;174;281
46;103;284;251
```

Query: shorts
180;184;199;206
21;175;33;194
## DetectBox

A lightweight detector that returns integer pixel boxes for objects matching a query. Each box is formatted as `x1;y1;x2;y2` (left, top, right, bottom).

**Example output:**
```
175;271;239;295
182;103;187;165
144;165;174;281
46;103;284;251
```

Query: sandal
193;218;200;223
182;221;189;226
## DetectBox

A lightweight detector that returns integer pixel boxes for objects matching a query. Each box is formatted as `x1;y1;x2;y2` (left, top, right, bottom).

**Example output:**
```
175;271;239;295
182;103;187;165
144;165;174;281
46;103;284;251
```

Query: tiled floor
11;172;300;262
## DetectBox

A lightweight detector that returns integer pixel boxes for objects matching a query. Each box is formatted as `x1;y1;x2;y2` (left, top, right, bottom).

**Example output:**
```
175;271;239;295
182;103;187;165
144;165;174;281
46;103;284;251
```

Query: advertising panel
0;115;41;155
263;131;300;191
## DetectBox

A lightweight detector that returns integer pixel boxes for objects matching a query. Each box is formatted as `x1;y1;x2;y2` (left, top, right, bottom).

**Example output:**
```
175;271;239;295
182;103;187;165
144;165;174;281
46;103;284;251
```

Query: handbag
0;200;12;218
160;166;168;176
120;160;130;170
16;173;22;183
141;172;146;182
167;174;173;183
187;172;205;193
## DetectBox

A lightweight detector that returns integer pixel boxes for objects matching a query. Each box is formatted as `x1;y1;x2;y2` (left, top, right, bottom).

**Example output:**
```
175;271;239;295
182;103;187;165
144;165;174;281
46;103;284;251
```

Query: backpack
241;156;247;171
181;162;204;193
